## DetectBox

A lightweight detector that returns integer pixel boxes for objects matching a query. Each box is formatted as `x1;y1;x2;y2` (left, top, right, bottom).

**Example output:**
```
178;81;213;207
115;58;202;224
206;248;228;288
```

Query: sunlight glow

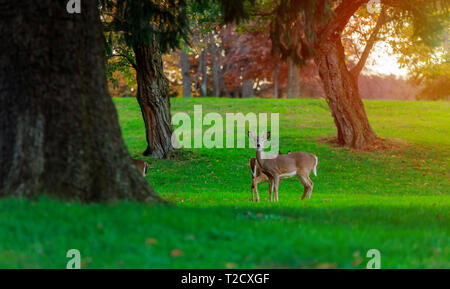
364;42;409;78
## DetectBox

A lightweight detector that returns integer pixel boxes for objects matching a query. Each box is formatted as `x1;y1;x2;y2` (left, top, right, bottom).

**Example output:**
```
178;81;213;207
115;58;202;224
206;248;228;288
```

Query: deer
248;131;318;201
132;158;149;177
250;151;290;202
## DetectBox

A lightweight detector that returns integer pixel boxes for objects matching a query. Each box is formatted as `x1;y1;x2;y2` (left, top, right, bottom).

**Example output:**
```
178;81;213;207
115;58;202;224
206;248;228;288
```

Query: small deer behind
132;158;149;177
250;151;290;202
250;157;268;202
248;131;318;201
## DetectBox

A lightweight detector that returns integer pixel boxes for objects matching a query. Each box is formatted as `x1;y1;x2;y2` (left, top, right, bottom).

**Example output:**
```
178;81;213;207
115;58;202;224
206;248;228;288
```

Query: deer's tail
313;155;318;177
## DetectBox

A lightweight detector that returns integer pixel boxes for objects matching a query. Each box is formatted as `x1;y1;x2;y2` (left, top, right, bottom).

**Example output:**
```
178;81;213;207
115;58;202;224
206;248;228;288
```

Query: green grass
0;98;449;268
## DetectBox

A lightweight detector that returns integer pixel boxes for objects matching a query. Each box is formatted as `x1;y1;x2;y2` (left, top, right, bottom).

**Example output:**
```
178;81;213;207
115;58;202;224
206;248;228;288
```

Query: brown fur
132;159;149;177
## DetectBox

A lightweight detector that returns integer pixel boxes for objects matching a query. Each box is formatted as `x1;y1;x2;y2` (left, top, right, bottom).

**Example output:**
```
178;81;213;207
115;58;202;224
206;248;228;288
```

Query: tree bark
133;42;173;159
287;58;301;98
0;1;162;202
242;79;254;98
315;37;378;149
180;45;191;97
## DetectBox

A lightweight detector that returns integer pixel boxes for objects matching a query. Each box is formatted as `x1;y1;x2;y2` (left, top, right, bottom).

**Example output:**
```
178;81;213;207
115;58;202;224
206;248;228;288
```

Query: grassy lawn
0;98;448;268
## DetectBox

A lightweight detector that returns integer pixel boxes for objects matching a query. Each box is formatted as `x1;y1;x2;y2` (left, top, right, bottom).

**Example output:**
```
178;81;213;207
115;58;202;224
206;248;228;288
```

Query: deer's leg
299;174;310;200
274;175;280;202
268;179;274;202
306;176;314;199
251;181;255;202
254;179;260;202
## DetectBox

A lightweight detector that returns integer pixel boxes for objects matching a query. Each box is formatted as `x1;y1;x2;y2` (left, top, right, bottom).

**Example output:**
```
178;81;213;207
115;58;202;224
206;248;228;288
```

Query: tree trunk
209;33;221;97
200;47;208;97
219;50;232;98
232;86;241;98
315;38;378;149
133;42;173;159
273;62;281;98
194;48;203;96
0;1;162;202
180;45;191;97
287;58;301;98
242;79;254;98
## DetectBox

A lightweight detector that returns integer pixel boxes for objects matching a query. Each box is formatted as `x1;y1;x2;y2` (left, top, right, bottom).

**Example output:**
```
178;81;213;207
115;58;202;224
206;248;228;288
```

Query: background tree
415;56;450;100
0;1;161;202
221;23;288;98
392;15;450;100
268;0;448;149
102;0;252;156
180;43;192;97
186;1;223;97
102;0;190;159
287;58;301;98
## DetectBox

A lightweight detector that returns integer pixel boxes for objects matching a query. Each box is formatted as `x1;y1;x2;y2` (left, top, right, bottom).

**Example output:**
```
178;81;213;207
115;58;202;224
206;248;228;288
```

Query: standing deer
250;151;290;202
248;131;318;201
250;157;268;202
132;158;149;177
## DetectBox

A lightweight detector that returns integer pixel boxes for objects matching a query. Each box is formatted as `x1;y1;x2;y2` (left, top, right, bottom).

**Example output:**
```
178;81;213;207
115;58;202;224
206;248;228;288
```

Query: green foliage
101;0;252;92
417;75;450;100
267;0;449;66
392;16;449;100
104;33;137;89
101;0;191;88
0;98;448;268
101;0;252;51
101;0;190;52
269;0;328;65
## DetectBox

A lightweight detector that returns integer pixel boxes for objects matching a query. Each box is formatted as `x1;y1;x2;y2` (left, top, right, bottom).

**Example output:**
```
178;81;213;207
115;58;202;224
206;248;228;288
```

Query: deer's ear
248;131;254;139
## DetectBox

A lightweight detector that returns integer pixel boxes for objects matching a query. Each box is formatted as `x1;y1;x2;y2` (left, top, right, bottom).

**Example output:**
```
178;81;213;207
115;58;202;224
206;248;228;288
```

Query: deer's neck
256;149;265;169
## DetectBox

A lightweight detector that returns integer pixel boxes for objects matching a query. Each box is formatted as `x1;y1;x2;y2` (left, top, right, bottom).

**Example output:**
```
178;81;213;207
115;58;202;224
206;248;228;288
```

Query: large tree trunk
315;38;378;149
180;45;191;97
133;42;173;159
287;58;301;98
0;1;161;202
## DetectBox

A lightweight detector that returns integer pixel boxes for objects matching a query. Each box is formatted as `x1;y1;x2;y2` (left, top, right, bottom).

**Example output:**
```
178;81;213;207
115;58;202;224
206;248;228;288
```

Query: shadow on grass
0;197;448;268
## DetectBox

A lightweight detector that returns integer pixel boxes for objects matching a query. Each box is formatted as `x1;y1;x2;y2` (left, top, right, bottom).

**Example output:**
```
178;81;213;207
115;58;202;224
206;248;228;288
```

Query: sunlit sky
363;42;409;78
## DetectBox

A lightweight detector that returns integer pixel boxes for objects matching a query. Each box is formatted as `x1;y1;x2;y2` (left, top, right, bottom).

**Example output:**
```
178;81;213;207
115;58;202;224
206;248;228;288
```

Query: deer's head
248;131;270;151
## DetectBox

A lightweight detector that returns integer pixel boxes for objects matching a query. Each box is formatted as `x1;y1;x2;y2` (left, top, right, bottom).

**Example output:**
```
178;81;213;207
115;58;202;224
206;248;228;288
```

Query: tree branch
249;8;276;17
350;8;388;77
111;53;137;70
327;0;368;36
